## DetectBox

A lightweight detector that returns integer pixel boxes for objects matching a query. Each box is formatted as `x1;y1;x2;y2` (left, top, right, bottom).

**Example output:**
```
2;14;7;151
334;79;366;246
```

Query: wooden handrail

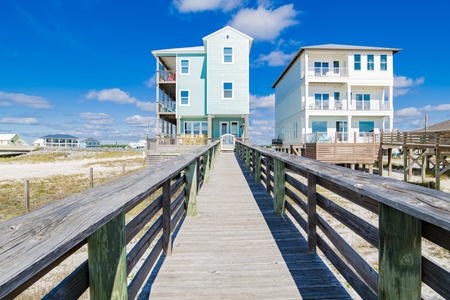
0;141;220;299
236;141;450;299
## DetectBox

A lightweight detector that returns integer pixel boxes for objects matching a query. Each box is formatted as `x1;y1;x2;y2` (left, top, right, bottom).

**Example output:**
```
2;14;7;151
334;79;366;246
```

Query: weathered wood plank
422;256;450;298
307;173;317;253
274;158;286;215
0;142;219;299
378;203;421;300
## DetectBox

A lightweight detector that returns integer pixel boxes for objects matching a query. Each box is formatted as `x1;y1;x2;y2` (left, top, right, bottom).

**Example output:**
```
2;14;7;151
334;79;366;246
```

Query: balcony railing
158;101;176;113
305;99;390;111
303;67;348;78
157;70;176;82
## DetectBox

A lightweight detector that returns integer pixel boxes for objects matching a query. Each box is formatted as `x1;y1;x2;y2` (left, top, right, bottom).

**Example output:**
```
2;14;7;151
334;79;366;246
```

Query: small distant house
79;138;101;149
127;140;146;150
40;134;79;148
0;134;30;146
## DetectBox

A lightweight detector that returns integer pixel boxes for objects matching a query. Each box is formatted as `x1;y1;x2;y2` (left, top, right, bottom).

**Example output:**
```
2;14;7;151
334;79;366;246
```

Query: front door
220;122;228;136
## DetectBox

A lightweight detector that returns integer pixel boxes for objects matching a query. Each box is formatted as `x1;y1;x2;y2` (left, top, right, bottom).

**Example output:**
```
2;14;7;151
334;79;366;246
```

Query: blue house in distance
79;138;101;149
152;26;253;142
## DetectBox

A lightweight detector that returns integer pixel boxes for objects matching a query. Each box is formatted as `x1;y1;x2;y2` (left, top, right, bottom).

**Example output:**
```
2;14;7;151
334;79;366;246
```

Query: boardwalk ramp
142;152;351;299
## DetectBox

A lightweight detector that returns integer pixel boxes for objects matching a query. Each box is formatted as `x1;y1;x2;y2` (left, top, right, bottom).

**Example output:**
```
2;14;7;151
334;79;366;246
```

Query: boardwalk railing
237;141;450;299
0;141;220;299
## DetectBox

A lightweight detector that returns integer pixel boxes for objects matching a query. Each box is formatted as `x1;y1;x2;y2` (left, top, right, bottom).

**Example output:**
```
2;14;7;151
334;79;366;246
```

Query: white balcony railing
304;67;348;78
305;99;390;111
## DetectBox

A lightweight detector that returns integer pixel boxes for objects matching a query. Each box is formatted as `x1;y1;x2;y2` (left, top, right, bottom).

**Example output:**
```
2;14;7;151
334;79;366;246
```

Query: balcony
157;70;176;82
302;67;348;78
304;99;390;111
158;101;176;113
272;138;283;145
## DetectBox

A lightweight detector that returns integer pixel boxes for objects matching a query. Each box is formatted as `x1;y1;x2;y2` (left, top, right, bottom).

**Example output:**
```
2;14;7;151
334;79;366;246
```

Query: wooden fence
0;141;220;299
237;141;450;299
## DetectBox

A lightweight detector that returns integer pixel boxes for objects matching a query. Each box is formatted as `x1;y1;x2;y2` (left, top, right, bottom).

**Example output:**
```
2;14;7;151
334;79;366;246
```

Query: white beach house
272;44;401;148
152;26;253;141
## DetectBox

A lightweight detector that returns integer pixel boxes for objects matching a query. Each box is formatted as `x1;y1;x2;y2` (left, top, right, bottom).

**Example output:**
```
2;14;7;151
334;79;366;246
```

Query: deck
142;152;351;299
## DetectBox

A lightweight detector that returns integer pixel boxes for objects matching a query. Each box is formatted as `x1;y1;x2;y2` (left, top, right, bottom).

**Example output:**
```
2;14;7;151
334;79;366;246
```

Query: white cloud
394;75;425;96
229;4;299;41
136;101;155;111
254;50;295;67
0;91;52;109
395;107;421;118
85;88;155;111
86;88;136;104
79;112;111;120
0;117;38;124
145;74;156;88
124;115;155;127
173;0;243;12
250;93;275;110
79;112;113;129
249;119;275;145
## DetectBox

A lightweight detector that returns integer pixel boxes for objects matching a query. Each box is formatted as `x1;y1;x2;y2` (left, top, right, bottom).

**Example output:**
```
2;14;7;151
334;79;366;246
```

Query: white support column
155;59;160;135
304;51;309;78
305;83;309;108
177;116;181;135
347;84;352;110
389;85;394;110
244;114;249;142
347;115;353;142
208;114;213;142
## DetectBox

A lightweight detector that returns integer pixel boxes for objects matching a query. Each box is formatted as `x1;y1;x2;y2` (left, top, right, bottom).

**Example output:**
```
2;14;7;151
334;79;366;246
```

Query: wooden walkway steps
140;152;351;299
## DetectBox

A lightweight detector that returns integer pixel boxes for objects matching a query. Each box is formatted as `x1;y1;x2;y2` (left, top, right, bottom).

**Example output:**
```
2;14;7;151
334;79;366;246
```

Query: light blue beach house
152;26;253;142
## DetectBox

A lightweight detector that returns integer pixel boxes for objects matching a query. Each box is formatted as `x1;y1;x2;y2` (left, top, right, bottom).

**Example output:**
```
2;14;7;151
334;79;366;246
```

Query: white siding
177;55;206;117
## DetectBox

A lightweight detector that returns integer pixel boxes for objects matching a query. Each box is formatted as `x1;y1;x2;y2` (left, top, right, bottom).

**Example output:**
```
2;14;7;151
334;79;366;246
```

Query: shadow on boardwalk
235;154;352;300
140;152;351;299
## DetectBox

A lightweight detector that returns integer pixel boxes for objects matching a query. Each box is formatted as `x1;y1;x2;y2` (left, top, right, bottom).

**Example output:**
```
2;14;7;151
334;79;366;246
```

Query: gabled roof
412;119;450;132
0;134;17;141
272;44;402;88
41;134;79;139
81;138;100;143
202;26;253;50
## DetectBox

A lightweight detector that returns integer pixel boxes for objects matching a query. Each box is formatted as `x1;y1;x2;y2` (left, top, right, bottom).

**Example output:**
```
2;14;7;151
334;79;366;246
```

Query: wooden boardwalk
141;152;351;299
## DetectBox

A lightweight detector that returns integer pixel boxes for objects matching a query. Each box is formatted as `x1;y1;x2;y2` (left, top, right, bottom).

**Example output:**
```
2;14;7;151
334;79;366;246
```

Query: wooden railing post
88;212;127;299
162;179;172;256
255;150;261;183
210;146;216;170
273;158;285;215
24;179;30;213
307;173;317;253
245;146;251;169
378;203;421;299
203;150;211;184
266;156;271;194
185;160;198;216
90;167;94;188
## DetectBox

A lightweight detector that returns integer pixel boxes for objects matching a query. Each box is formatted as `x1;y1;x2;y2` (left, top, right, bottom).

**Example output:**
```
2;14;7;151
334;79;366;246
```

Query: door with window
336;121;348;142
220;122;228;136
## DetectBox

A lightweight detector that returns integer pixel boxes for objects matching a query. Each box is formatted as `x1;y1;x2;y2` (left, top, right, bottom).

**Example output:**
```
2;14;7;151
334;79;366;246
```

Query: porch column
347;115;352;142
389;85;394;110
347;84;352;110
305;83;309;109
304;51;309;77
176;116;181;135
208;114;213;142
244;114;249;142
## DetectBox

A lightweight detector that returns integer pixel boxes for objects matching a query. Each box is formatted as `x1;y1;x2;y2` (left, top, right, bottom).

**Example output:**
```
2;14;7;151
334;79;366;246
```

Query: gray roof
41;134;78;139
412;119;450;132
272;43;402;88
81;138;100;143
152;46;205;56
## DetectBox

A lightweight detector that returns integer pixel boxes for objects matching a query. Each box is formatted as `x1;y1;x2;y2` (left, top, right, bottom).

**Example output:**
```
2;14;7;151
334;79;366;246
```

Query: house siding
177;54;206;117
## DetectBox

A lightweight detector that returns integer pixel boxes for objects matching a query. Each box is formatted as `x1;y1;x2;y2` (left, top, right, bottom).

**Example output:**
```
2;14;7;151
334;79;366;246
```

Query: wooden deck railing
0;141;220;299
237;141;450;299
381;130;450;148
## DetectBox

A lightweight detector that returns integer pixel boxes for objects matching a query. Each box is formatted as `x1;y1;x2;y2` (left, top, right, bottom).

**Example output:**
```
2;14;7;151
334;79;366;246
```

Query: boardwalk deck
141;152;351;299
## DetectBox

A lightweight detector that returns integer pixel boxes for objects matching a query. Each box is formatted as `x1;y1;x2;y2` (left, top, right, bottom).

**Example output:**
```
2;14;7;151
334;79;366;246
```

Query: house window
334;92;341;109
293;122;298;139
223;82;233;99
180;59;189;74
314;62;329;76
180;90;189;105
333;61;339;74
312;121;327;133
354;54;361;70
314;93;329;110
356;94;370;110
367;54;374;70
201;121;208;135
184;122;192;134
380;55;387;71
223;47;233;63
359;121;375;132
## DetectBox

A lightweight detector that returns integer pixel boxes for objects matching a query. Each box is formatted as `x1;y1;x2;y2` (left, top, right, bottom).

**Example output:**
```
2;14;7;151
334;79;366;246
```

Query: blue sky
1;0;449;145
